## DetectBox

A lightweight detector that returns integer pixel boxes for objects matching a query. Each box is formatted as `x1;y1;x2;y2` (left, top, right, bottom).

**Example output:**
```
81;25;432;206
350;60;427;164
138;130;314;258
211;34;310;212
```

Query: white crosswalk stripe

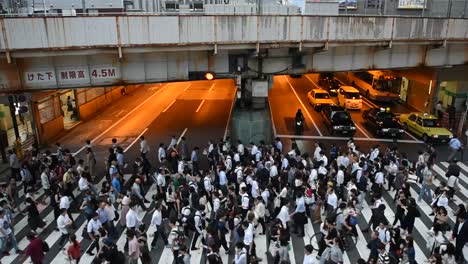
3;162;468;264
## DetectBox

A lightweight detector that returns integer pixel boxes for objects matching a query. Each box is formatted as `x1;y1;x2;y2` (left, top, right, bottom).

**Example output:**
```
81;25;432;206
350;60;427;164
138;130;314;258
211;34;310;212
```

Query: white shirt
213;198;221;213
243;223;254;246
126;209;141;228
314;146;322;161
233;153;240;163
281;158;289;170
336;170;344;186
204;176;212;192
157;173;166;187
375;172;384;185
250;145;258;156
327;192;338;209
60;196;71;209
87;218;102;236
370;149;379;161
167;138;177;150
251;180;259;198
41;172;50;190
337;155;349;168
277;205;290;227
436;195;449;208
234;248;247;264
57;214;72;234
237;144;245;155
270;165;278;177
320;155;328;167
241;193;250;209
140;139;150;154
303;254;315;264
261;190;270;207
158;147;166;162
309;169;318;186
151;209;163;230
318;166;327;175
78;176;90;191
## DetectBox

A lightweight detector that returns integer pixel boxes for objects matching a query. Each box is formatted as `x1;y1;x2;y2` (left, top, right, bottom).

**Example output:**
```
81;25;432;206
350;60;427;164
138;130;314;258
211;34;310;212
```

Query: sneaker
87;252;95;256
3;251;10;256
16;250;23;254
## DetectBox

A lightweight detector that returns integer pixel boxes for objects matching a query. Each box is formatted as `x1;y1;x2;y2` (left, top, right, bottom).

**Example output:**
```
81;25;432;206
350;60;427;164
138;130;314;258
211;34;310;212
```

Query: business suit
452;219;468;261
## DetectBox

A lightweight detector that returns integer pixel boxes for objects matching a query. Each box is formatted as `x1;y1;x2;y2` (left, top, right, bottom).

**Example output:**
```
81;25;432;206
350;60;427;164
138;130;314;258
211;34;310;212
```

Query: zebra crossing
3;161;468;264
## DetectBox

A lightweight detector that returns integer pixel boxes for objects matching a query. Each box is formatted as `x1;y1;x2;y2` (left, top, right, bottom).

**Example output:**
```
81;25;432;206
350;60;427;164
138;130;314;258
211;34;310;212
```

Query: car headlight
333;126;341;129
350;126;356;130
316;104;321;106
382;128;389;132
399;129;404;133
449;135;453;138
432;135;439;138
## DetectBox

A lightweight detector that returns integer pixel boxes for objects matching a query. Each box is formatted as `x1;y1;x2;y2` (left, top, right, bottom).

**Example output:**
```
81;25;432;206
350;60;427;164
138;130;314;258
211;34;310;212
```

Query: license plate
391;133;396;136
343;131;348;134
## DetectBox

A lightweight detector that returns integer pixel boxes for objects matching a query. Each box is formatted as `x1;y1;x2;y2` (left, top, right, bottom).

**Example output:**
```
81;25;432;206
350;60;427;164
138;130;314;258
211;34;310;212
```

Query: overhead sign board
339;0;357;9
398;0;426;9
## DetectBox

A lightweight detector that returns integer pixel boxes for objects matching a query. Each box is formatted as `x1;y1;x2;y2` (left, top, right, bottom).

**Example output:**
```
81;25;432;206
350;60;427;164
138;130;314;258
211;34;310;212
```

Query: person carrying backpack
191;205;206;250
168;216;185;261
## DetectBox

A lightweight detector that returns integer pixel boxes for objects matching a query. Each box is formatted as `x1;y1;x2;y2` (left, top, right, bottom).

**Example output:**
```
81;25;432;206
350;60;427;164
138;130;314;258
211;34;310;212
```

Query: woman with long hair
24;197;46;233
66;233;81;263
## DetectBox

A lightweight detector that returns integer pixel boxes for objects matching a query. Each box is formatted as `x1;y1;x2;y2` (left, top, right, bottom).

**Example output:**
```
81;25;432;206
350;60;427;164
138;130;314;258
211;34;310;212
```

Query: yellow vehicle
399;112;453;142
307;89;335;111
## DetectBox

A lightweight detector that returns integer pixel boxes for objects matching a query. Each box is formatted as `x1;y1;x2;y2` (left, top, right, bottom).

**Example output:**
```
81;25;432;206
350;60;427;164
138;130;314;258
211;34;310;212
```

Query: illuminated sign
398;0;426;9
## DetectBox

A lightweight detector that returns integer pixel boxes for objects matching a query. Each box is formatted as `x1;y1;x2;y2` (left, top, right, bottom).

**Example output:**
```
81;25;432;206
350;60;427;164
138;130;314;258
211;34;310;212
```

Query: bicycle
308;232;322;252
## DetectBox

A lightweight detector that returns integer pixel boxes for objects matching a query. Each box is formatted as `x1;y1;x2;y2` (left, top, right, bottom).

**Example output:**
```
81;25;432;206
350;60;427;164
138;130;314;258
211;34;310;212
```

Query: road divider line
162;99;176;113
124;128;148;153
224;87;238;141
268;98;278;137
209;83;215;92
404;130;420;141
355;123;370;138
72;83;169;157
196;100;205;113
276;134;423;143
305;74;320;88
362;97;379;108
177;128;188;145
184;84;192;91
283;75;323;136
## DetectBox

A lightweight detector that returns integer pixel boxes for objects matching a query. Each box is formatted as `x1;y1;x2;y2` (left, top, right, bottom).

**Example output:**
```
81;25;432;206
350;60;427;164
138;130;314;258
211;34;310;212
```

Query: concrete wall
78;84;140;120
230;105;273;144
1;16;466;51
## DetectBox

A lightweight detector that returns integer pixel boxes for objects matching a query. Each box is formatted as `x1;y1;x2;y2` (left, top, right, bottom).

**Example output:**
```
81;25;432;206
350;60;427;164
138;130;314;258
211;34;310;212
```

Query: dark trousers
151;225;168;246
58;233;69;247
219;232;229;251
11;168;20;180
257;217;266;234
86;235;100;254
192;161;199;175
134;197;147;210
191;231;201;249
388;174;395;191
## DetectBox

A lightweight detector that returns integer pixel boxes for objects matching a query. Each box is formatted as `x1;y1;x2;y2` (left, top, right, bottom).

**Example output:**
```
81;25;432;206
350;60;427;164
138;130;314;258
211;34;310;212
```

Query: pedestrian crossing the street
2;162;468;264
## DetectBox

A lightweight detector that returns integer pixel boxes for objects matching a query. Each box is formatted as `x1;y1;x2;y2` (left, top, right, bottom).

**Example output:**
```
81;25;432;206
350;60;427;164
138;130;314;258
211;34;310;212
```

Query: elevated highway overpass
0;15;467;91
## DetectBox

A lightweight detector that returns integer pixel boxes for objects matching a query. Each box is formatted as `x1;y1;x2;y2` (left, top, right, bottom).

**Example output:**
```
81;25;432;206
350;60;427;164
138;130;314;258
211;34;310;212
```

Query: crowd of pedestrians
1;134;467;264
